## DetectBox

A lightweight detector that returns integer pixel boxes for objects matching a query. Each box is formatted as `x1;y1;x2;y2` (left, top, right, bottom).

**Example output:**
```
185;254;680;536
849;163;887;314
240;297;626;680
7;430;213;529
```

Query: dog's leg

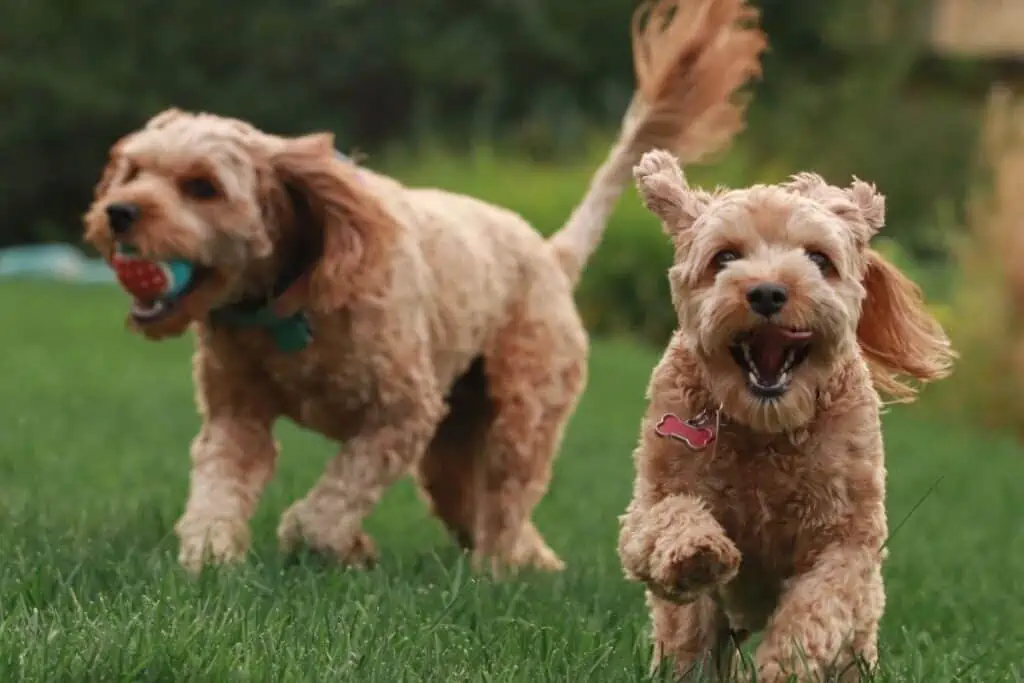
276;355;446;567
470;391;577;573
175;417;277;574
416;401;492;549
416;434;480;550
469;305;587;574
619;494;741;604
649;593;741;681
175;351;280;574
414;358;494;549
753;546;884;682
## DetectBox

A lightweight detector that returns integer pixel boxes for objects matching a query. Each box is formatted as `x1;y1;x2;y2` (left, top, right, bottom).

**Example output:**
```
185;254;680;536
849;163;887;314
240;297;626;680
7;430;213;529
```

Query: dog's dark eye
122;164;139;183
180;177;220;200
806;250;833;274
711;249;740;271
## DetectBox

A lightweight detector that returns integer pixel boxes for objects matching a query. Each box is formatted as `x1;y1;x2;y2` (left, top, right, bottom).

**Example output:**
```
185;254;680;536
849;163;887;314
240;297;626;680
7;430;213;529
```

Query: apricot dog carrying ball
80;0;767;580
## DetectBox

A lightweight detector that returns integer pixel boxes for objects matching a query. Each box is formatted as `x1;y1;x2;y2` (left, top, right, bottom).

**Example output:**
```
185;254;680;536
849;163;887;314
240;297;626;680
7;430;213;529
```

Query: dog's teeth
747;371;759;386
131;299;167;320
778;370;791;385
741;344;760;379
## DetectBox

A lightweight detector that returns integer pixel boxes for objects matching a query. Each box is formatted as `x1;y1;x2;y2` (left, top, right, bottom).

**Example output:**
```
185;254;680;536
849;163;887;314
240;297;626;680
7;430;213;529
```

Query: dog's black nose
105;202;140;236
746;282;788;317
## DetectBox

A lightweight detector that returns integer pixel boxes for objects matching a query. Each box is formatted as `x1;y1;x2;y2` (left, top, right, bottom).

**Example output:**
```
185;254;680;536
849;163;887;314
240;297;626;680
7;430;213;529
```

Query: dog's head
83;108;395;340
635;150;954;432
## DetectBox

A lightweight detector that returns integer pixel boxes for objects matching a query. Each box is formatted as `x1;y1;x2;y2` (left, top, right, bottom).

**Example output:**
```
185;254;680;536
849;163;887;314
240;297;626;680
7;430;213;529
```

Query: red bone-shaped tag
654;412;716;450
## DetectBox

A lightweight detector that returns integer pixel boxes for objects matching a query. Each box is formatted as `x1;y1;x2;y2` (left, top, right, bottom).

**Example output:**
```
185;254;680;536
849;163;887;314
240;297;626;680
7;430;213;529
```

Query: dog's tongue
750;326;811;379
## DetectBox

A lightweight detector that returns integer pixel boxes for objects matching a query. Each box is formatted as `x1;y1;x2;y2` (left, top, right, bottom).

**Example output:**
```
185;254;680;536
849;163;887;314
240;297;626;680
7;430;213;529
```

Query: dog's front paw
645;531;741;603
277;499;378;568
175;515;250;574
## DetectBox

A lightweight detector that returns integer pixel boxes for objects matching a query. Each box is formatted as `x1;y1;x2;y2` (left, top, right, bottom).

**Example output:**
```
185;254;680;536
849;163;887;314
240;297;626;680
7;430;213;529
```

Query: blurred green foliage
1;0;988;263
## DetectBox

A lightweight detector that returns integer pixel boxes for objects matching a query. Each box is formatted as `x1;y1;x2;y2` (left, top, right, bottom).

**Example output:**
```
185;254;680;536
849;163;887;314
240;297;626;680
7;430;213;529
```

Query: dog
618;150;955;680
82;0;766;575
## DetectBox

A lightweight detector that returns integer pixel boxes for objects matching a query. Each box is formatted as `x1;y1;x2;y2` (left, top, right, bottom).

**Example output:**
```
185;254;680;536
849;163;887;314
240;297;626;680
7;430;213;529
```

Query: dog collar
208;238;315;353
209;304;312;353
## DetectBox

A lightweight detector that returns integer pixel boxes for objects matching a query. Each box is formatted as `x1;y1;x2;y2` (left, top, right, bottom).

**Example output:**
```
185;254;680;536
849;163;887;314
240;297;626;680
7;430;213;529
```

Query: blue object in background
0;244;115;284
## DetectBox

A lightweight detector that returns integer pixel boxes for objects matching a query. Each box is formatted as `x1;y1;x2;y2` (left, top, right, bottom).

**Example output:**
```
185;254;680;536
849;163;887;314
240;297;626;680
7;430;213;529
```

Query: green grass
1;281;1022;682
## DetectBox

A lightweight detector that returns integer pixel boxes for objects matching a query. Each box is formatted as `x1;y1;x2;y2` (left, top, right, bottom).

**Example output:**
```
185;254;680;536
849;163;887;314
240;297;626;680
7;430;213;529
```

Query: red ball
112;253;172;301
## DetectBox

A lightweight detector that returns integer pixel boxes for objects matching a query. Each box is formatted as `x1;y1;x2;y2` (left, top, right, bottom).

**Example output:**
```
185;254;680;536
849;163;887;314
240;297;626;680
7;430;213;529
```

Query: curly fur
620;151;955;680
82;1;766;575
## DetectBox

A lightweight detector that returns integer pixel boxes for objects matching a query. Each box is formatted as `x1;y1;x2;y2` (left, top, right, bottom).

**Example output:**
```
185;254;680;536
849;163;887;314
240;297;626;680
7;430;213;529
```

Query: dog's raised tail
548;0;766;285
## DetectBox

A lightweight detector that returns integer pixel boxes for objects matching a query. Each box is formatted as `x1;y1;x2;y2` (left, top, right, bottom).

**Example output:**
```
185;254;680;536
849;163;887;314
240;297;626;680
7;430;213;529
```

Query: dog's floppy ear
633;150;712;241
857;248;955;401
271;133;397;311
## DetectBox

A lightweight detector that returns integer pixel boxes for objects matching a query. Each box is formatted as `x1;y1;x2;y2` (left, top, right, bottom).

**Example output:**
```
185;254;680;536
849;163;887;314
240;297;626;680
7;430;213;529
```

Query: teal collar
210;305;313;353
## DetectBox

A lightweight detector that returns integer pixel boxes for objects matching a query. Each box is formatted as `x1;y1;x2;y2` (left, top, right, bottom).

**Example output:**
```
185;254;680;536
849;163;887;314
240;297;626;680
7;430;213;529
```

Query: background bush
924;90;1024;433
1;0;989;260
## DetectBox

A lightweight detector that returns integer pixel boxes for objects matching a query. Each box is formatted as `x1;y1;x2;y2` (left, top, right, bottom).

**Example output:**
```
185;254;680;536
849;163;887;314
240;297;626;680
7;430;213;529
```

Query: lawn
1;281;1021;682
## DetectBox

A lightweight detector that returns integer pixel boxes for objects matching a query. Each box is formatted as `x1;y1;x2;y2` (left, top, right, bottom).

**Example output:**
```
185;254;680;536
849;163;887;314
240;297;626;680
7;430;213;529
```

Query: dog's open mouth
129;268;210;325
729;325;813;398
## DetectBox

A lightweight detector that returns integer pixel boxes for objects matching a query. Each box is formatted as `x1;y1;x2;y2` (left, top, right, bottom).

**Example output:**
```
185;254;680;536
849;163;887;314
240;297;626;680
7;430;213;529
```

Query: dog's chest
243;334;373;440
700;443;850;574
